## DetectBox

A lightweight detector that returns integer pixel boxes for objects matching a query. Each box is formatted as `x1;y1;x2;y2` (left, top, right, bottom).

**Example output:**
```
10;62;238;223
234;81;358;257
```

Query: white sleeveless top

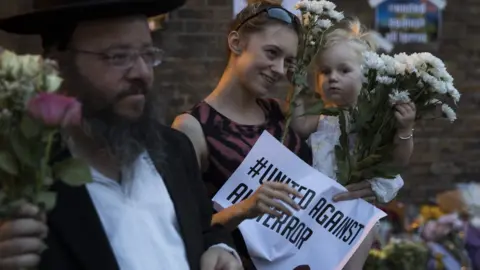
307;115;404;203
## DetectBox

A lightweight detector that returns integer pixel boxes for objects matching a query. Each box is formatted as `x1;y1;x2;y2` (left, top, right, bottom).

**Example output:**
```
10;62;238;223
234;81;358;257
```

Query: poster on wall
233;0;301;17
369;0;446;44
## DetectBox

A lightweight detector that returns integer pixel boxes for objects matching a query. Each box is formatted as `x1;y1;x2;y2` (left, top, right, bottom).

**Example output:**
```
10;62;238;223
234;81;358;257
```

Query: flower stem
281;85;296;144
37;130;55;199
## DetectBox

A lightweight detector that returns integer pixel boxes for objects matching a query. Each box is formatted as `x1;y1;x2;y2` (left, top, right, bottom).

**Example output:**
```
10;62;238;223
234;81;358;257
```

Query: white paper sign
233;0;301;17
213;131;386;270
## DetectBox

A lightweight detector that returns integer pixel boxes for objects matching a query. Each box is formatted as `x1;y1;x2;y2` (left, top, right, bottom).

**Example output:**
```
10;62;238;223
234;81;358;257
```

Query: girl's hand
332;181;376;202
394;102;416;134
239;182;303;219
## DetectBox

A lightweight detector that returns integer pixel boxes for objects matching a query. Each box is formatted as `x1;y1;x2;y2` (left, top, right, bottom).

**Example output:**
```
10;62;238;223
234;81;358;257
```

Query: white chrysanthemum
0;50;21;77
441;103;456;122
433;80;447;94
295;0;337;14
376;75;396;85
428;66;452;82
363;51;385;71
420;72;447;94
322;1;336;10
295;1;329;14
389;89;411;106
18;55;42;78
446;83;461;103
395;62;407;76
302;13;310;25
44;74;63;92
425;98;441;105
417;52;445;70
327;10;344;22
394;52;417;74
379;54;397;75
317;19;332;29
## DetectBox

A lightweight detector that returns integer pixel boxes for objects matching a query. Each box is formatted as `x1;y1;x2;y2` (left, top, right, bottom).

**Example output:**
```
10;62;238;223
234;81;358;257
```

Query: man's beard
82;98;154;166
64;68;164;166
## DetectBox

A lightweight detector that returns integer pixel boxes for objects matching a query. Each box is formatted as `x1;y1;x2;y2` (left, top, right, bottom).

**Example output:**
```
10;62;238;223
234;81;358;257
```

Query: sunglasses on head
234;7;300;31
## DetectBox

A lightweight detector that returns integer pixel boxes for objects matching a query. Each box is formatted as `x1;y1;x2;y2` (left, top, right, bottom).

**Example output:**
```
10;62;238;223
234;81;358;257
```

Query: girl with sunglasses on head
172;0;309;267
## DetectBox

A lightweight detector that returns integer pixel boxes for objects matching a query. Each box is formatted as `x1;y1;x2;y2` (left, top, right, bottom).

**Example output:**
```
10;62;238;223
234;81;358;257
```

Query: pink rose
27;93;82;127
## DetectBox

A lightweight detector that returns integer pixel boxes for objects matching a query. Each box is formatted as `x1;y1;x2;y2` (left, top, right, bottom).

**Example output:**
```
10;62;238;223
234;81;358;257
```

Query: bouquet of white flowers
281;0;344;143
334;51;460;185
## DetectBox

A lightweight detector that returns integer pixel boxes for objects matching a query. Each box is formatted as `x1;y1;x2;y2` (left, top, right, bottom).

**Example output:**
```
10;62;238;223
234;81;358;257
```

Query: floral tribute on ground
334;52;460;185
0;49;91;217
281;0;344;143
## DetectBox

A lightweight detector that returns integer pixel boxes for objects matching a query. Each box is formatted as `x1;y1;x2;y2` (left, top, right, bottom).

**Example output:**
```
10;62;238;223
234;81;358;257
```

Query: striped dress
188;98;312;268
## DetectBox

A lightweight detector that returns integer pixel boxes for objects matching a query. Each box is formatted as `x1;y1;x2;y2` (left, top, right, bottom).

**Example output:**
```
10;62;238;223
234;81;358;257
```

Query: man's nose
126;56;153;82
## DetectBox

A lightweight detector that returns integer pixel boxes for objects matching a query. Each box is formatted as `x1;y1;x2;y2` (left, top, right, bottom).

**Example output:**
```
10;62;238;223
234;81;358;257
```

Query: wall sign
369;0;446;44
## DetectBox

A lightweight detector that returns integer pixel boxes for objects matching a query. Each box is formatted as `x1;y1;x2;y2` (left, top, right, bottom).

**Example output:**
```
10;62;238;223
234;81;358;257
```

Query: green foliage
365;240;429;270
53;158;92;187
0;125;92;218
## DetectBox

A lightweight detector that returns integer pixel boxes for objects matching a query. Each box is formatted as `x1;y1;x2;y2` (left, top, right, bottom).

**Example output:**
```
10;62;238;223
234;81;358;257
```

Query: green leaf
321;107;340;116
36;191;57;212
359;163;401;180
20;115;41;139
53;158;92;186
293;73;308;88
301;100;327;116
370;133;383;153
10;130;37;167
0;150;18;175
356;154;382;170
334;144;345;160
336;160;349;185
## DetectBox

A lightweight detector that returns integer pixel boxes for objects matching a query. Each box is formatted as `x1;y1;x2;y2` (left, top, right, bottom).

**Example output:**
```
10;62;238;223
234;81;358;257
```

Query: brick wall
1;0;479;203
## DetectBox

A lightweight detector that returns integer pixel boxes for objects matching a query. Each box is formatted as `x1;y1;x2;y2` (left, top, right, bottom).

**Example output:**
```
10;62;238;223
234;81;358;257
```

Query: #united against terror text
226;157;365;249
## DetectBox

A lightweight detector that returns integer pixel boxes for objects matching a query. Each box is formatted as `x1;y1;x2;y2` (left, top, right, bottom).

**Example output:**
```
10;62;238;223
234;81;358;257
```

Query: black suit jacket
39;126;235;270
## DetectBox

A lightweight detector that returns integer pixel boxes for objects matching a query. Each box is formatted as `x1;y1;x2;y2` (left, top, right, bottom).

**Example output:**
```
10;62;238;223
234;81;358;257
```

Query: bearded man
0;1;242;270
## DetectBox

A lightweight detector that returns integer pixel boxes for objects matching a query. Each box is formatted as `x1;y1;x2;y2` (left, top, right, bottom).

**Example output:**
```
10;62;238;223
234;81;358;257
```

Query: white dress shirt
84;151;239;270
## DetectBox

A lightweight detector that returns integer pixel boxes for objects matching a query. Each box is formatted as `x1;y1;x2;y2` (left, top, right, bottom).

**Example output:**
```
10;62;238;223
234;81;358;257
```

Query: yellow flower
44;75;63;92
18;54;42;77
369;249;386;259
420;205;444;221
0;50;21;77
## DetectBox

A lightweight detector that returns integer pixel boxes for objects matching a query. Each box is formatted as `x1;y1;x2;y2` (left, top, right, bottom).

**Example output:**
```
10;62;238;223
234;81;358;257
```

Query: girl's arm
277;95;320;139
172;114;301;231
393;128;414;167
392;102;416;167
172;114;250;230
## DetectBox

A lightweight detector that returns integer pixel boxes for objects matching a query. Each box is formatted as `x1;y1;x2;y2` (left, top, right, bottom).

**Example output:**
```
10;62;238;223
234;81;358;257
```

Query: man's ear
227;31;242;55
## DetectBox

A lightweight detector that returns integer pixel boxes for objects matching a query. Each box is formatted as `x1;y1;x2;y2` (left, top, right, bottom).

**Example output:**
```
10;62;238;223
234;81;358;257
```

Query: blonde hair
314;17;376;106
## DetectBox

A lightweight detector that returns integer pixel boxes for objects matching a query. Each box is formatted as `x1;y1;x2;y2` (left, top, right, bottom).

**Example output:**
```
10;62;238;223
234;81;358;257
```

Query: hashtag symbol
248;157;268;178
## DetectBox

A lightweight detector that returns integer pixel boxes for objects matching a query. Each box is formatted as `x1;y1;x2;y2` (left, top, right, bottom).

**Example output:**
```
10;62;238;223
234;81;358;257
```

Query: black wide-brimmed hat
0;0;186;34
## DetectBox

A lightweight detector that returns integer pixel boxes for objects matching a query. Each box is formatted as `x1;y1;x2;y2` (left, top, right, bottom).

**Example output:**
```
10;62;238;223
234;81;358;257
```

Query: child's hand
332;181;376;202
394;102;416;134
